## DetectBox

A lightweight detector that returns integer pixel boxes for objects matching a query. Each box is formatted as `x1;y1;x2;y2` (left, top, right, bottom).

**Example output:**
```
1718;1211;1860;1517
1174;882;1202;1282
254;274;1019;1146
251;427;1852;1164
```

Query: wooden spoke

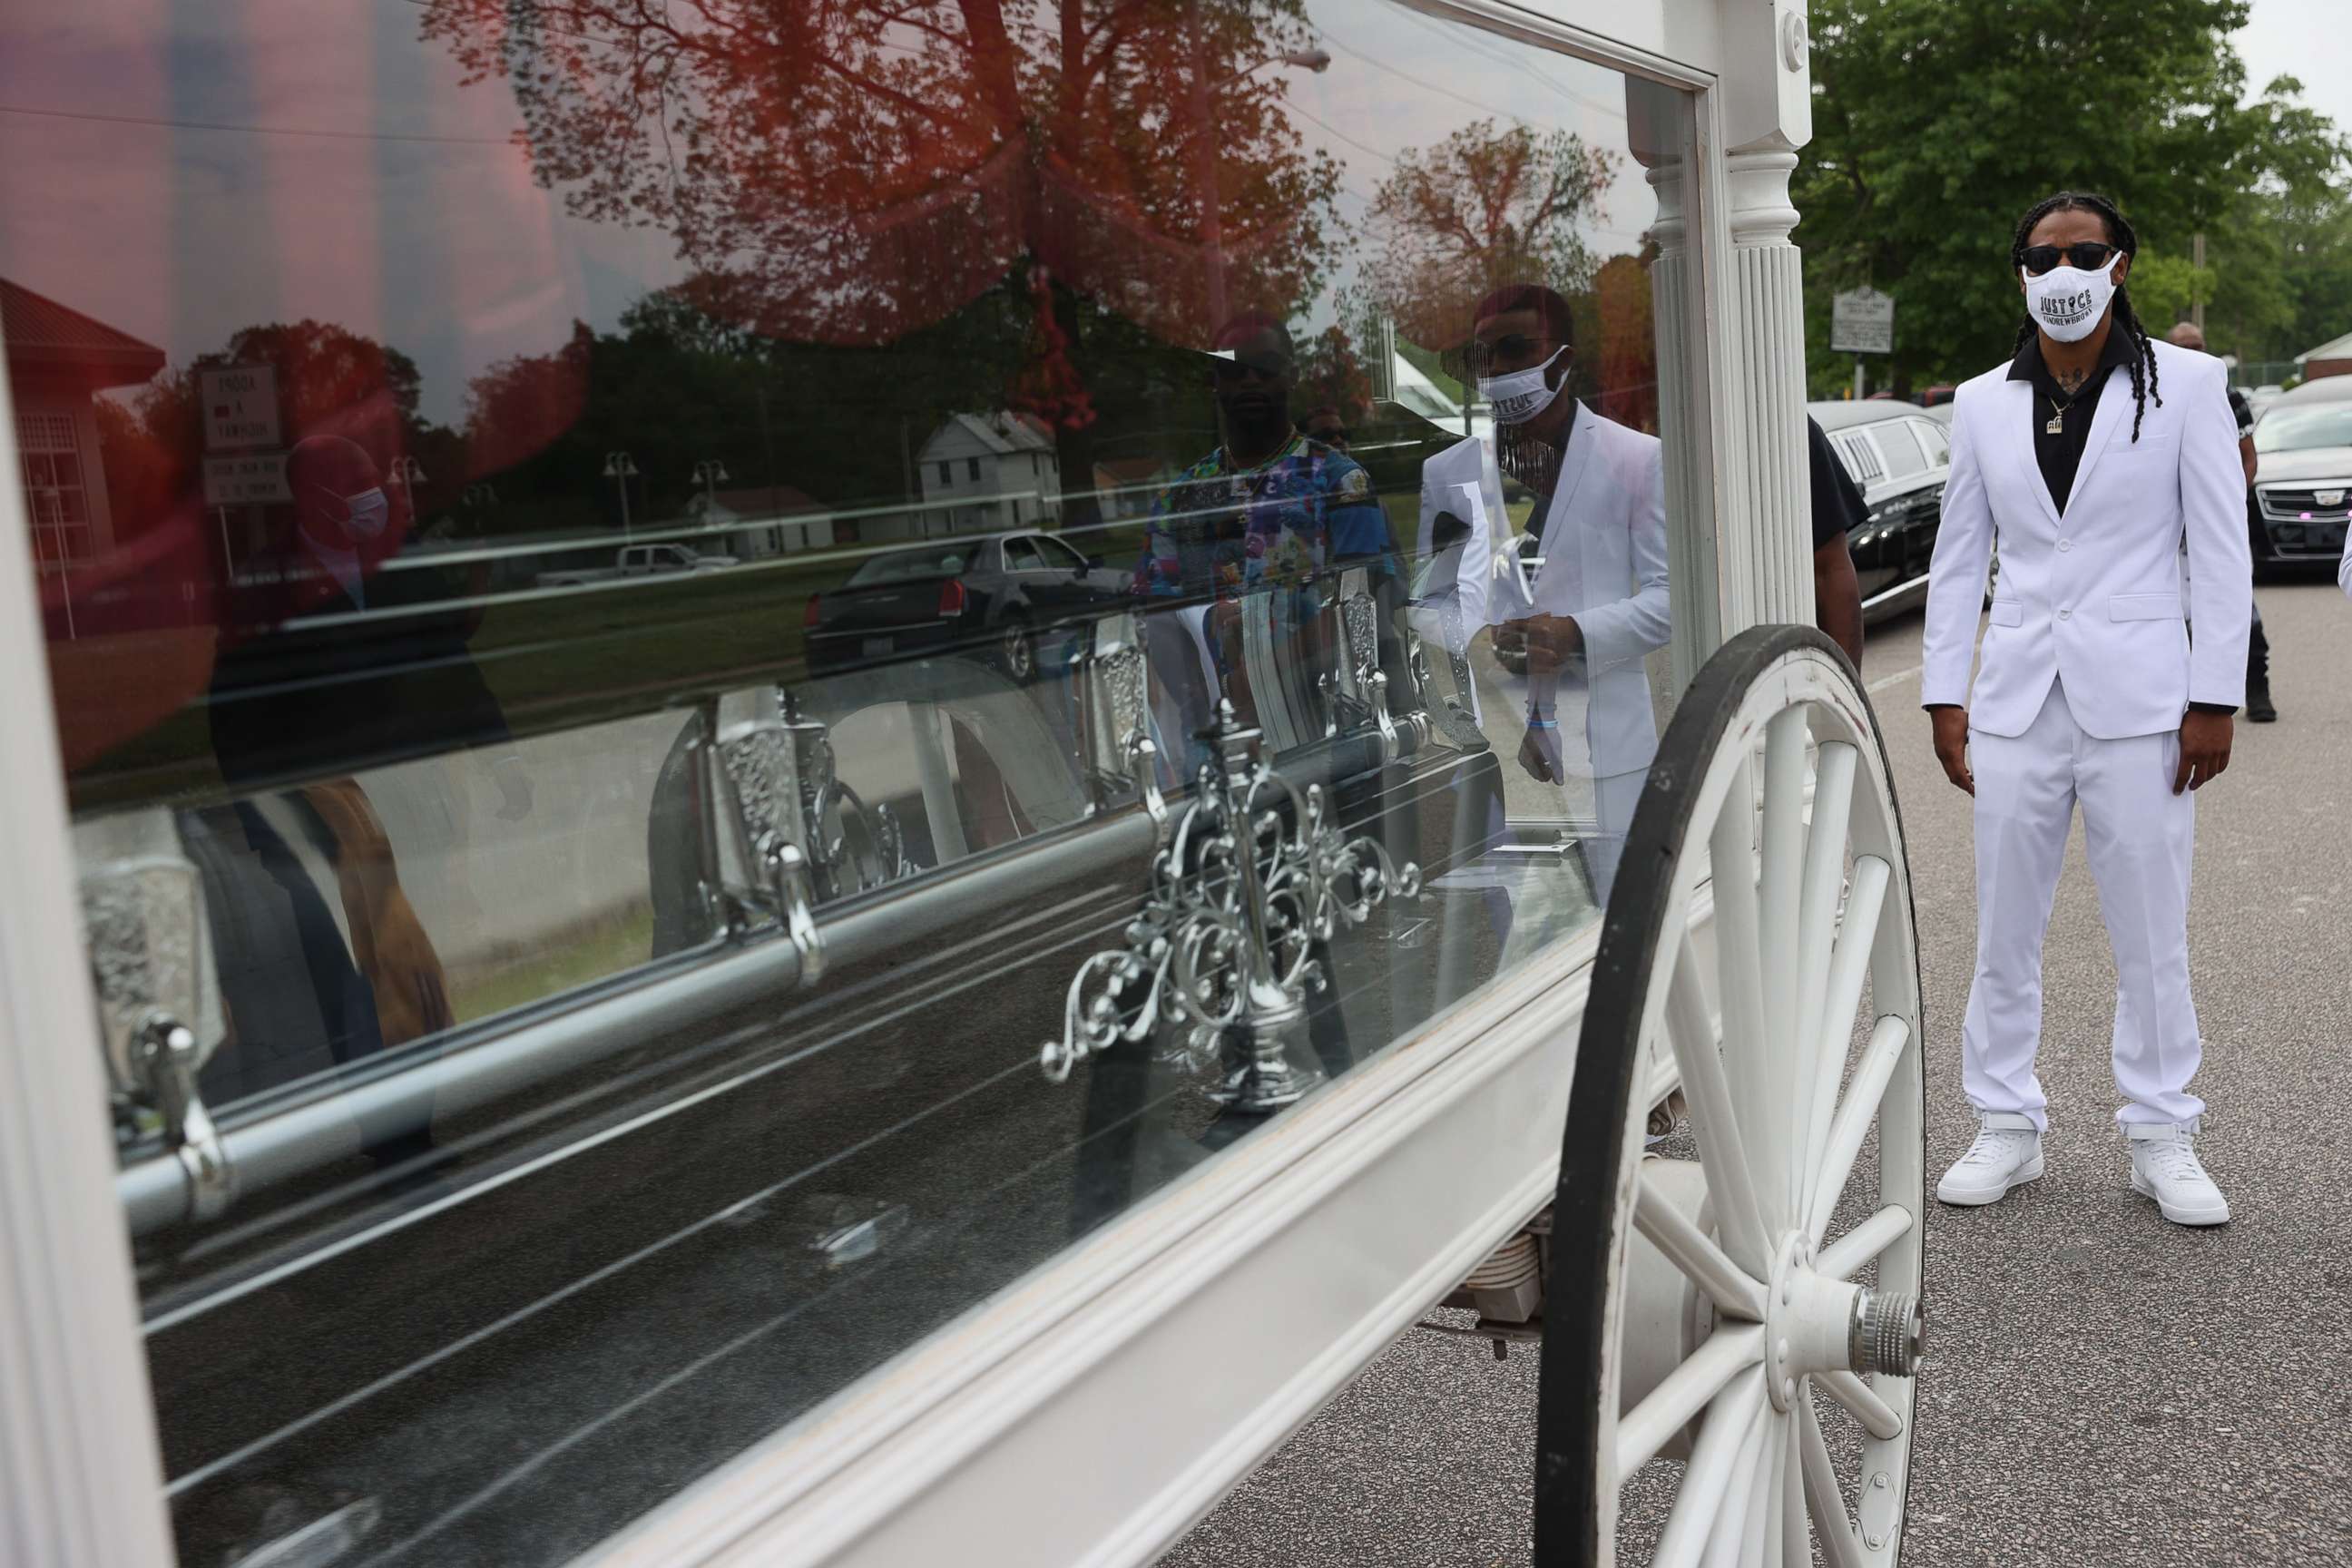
1800;1387;1867;1568
1752;710;1810;1222
1700;1389;1771;1568
1634;1162;1769;1322
1818;1370;1905;1442
1802;852;1888;1219
1779;1412;1808;1568
1667;936;1771;1275
1616;1324;1767;1477
1651;1369;1768;1568
1704;756;1779;1254
1791;742;1858;1215
1809;1014;1913;1240
1818;1203;1914;1282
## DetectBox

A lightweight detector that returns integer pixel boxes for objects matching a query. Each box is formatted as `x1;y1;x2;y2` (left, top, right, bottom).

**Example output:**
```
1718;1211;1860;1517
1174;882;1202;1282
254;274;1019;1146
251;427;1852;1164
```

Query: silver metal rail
119;810;1158;1237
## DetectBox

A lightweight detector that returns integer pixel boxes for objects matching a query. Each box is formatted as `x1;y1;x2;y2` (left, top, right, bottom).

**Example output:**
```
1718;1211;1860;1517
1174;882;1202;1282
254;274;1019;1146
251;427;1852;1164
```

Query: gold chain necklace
2043;383;2083;436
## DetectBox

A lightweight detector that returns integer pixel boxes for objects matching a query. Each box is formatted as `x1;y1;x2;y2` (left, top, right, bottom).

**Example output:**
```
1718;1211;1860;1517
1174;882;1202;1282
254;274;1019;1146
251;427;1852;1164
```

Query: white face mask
342;486;391;539
2022;253;2122;343
1478;346;1570;426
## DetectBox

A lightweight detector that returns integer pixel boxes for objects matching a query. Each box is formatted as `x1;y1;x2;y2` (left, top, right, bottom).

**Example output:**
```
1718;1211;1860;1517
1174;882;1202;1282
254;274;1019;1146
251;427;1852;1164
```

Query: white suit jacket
1921;338;2251;740
1417;402;1671;777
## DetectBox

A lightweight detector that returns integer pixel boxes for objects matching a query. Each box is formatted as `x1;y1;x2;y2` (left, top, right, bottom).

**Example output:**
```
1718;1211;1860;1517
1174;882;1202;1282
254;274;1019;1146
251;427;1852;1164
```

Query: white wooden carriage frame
0;1;1858;1564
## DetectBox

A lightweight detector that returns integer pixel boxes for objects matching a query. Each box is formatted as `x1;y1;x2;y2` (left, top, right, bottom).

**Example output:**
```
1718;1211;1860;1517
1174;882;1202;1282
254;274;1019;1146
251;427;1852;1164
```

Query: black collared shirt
2005;325;2136;514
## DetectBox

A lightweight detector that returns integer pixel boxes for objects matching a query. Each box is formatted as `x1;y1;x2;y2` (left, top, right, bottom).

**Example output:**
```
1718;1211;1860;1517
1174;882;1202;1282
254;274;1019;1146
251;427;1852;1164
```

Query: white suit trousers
1963;678;2205;1129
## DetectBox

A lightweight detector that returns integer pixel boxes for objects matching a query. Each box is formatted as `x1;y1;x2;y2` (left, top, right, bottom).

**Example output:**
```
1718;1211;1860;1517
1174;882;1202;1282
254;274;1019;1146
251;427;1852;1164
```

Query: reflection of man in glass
1418;284;1670;906
1132;315;1389;750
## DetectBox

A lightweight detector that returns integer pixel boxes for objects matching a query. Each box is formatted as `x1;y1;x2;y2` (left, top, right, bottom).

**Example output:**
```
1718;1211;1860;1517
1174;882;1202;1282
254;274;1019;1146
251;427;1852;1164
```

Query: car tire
999;617;1035;682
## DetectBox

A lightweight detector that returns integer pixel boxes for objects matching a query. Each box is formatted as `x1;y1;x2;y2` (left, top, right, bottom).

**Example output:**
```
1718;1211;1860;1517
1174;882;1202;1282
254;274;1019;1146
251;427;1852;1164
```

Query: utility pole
2192;231;2207;333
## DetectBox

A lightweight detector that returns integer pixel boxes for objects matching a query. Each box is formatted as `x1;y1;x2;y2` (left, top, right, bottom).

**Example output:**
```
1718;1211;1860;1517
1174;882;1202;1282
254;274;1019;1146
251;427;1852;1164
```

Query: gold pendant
2045;412;2065;435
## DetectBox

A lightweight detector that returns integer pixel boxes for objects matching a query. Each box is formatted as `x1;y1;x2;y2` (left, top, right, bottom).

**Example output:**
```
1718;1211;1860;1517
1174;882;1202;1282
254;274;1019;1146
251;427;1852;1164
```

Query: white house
916;412;1060;532
685;484;833;559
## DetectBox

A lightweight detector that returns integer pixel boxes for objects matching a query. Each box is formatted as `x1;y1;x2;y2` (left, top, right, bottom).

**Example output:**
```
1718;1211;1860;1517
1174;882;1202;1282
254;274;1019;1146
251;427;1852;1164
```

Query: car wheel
999;617;1035;682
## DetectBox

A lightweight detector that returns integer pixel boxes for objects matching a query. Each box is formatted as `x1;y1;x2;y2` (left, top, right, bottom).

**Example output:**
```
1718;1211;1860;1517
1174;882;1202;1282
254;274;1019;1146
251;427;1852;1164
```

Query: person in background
1299;405;1351;455
2167;321;2276;721
1132;316;1392;750
1809;414;1867;665
1921;191;2249;1228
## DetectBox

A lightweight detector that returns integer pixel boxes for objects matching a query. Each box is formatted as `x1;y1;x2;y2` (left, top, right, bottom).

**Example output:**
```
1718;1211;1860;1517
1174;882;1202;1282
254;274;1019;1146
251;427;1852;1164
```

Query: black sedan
2249;374;2352;576
803;531;1124;679
1808;400;1955;622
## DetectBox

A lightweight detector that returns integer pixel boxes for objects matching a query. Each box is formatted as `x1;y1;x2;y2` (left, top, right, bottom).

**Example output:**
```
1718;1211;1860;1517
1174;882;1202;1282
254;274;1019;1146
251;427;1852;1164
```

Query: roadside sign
200;365;280;451
1831;288;1895;356
202;452;290;506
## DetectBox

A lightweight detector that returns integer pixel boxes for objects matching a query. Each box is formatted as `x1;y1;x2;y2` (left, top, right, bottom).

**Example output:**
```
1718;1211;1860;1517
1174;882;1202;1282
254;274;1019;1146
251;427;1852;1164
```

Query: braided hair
2009;191;2162;442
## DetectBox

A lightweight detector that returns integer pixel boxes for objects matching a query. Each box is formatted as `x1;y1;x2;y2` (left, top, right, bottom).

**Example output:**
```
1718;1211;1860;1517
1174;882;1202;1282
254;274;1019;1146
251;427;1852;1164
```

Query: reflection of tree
1362;119;1615;350
418;0;1345;355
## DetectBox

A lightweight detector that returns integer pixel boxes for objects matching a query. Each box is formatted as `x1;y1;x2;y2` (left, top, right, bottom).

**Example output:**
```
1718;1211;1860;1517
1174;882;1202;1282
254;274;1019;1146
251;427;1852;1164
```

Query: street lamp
692;459;730;515
603;451;641;541
1189;44;1332;328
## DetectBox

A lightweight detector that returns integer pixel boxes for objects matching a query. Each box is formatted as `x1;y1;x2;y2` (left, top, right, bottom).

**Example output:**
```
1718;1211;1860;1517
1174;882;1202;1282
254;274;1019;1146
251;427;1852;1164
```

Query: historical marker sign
1830;288;1896;356
202;453;291;507
200;365;280;452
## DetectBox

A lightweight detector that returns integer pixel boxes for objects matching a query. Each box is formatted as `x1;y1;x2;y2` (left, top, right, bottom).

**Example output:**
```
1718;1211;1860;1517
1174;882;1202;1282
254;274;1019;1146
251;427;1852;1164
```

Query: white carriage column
1713;0;1818;638
1626;75;1718;693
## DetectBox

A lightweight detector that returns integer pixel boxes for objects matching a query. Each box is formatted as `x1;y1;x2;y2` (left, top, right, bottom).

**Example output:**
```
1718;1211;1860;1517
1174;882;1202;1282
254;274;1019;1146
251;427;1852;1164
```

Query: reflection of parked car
2249;375;2352;573
803;532;1122;680
1808;400;1953;622
535;542;737;587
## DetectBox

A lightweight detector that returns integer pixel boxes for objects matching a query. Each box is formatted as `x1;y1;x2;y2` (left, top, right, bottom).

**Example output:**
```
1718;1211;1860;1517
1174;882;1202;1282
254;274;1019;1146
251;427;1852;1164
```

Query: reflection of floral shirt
1132;435;1388;599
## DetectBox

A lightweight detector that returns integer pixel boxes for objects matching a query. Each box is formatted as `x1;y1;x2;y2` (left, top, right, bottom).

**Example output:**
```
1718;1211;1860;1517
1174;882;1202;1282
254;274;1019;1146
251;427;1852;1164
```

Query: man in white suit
1921;192;2250;1226
1416;284;1671;909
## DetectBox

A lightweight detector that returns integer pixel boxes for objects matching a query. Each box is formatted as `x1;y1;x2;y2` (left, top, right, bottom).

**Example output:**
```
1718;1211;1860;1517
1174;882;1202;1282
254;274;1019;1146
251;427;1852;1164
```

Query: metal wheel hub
1759;1230;1924;1414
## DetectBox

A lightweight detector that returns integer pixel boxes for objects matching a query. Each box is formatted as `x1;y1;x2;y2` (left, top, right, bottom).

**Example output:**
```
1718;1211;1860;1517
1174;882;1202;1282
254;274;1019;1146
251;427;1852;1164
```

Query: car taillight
803;595;822;631
937;579;966;616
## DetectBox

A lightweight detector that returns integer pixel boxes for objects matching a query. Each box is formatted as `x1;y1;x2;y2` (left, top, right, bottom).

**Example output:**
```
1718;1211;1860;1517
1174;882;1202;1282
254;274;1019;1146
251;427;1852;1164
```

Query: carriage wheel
1534;625;1926;1567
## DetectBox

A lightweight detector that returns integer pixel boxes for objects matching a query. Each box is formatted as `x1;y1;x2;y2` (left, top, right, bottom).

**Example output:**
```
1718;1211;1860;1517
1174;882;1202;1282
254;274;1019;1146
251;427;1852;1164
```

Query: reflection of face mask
1478;347;1570;426
343;486;391;539
2022;254;2121;343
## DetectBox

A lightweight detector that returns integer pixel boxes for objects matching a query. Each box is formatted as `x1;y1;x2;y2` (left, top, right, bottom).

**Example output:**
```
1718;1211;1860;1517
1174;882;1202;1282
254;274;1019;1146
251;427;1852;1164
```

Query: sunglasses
2019;241;2120;276
1467;331;1558;372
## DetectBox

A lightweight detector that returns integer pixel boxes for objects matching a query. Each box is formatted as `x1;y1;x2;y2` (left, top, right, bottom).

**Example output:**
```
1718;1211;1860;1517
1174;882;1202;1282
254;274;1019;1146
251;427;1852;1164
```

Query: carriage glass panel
0;0;1709;1560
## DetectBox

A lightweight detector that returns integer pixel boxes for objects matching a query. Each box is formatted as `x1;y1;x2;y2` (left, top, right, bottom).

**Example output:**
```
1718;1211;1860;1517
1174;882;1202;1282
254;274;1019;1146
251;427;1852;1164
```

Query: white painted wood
1618;1325;1765;1475
0;347;177;1568
1633;1165;1767;1322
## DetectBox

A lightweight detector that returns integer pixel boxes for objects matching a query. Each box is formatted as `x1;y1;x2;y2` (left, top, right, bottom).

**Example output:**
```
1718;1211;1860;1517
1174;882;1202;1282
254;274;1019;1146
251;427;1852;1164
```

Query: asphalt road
1159;578;2352;1568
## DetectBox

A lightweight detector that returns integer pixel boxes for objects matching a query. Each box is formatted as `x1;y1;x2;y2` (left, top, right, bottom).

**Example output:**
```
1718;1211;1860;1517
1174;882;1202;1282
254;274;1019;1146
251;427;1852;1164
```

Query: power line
0;101;521;147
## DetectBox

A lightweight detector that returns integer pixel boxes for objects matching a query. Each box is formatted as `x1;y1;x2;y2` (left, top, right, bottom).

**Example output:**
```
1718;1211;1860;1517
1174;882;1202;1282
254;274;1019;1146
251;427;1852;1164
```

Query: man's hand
2174;710;2233;794
1514;612;1583;671
1519;721;1564;784
1930;707;1974;796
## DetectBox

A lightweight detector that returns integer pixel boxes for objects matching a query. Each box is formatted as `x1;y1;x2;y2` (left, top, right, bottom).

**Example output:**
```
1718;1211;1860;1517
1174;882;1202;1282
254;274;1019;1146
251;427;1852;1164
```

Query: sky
2235;0;2352;141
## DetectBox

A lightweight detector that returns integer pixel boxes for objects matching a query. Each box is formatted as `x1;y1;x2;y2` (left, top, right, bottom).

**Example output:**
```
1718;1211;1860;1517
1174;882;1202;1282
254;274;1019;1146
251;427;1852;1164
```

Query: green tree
1796;0;2350;394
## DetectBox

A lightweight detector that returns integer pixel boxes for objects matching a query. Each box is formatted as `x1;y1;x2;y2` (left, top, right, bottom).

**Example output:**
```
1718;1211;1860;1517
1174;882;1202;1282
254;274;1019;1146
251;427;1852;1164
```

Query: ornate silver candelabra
1040;701;1420;1113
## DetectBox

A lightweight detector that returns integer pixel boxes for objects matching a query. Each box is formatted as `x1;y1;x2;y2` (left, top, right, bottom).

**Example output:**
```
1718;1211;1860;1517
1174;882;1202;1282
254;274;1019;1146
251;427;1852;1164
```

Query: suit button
2058;606;2072;620
2057;539;2073;552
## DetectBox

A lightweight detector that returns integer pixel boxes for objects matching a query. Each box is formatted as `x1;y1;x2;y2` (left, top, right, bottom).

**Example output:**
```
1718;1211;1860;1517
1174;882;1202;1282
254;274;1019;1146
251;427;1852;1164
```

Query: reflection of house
916;413;1059;531
685;484;834;559
1093;456;1176;521
2295;329;2352;383
2;279;165;573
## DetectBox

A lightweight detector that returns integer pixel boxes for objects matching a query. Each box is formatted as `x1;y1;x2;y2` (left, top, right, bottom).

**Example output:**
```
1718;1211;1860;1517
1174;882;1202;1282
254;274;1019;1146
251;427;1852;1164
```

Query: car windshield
2254;403;2352;454
843;546;972;585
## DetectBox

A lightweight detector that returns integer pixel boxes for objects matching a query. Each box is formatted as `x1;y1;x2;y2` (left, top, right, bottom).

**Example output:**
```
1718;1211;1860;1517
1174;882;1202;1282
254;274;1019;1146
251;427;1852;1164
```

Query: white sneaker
2128;1122;2230;1226
1936;1114;2043;1206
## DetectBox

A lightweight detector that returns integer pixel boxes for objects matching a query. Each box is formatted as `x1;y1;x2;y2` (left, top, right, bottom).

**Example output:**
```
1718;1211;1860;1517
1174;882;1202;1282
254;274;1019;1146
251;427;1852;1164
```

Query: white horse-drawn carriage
1;1;1927;1565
